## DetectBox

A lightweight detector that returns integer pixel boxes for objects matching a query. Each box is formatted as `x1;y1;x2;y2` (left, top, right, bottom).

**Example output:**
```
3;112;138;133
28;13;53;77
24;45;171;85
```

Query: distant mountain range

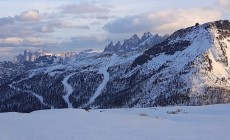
13;49;77;64
0;20;230;113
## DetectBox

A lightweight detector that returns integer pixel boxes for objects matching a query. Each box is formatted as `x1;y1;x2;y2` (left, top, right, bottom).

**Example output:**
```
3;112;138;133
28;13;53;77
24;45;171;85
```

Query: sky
0;0;229;61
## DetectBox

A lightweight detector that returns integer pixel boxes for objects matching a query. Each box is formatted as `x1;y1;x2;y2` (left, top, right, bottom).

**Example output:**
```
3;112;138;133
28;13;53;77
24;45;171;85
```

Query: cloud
60;3;114;19
0;37;44;46
0;47;17;61
60;34;109;50
22;37;43;45
0;17;14;26
71;34;109;44
0;8;94;60
0;10;89;38
61;3;110;14
15;10;40;22
103;8;222;34
0;37;23;45
103;15;151;33
90;21;101;26
217;0;230;8
34;20;74;33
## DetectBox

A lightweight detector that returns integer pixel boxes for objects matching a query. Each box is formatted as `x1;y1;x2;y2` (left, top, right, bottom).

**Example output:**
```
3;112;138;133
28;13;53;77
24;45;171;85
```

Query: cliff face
1;20;230;113
13;49;76;64
103;32;166;54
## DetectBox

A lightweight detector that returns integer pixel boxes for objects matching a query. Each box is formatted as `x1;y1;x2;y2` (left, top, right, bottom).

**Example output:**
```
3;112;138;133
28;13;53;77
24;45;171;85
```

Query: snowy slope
86;54;117;106
0;104;229;140
128;20;230;106
1;20;230;112
62;73;76;108
9;79;51;108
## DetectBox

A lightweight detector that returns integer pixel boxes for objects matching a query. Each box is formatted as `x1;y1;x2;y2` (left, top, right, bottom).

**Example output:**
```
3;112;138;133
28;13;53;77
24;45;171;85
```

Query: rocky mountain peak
115;41;121;47
140;32;152;42
104;41;115;52
108;41;114;47
104;33;166;54
132;20;230;68
2;20;230;113
13;49;76;64
123;34;140;45
130;34;140;40
206;20;230;30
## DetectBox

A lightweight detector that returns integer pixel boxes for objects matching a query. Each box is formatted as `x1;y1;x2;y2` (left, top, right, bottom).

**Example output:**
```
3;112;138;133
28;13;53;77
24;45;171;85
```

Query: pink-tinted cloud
0;37;23;45
104;8;222;34
217;0;230;8
15;10;41;22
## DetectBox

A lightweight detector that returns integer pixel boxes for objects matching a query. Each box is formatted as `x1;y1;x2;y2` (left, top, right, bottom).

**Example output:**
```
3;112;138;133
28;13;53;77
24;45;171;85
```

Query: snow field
0;104;229;140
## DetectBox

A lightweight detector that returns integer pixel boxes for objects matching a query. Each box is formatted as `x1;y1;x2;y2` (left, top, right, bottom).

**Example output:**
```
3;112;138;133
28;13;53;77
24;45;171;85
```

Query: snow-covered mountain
1;20;230;113
103;32;167;54
13;49;76;64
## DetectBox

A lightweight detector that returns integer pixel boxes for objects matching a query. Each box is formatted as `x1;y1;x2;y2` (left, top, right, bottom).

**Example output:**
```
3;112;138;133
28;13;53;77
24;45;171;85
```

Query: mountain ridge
0;20;230;112
103;32;168;54
13;49;77;64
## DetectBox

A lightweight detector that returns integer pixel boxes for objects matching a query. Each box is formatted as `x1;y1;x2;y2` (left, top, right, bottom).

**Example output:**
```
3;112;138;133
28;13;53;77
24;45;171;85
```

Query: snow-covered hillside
1;20;230;112
0;104;229;140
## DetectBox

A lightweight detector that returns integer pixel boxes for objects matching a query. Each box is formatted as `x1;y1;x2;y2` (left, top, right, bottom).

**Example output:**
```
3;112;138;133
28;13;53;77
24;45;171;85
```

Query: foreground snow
0;104;229;140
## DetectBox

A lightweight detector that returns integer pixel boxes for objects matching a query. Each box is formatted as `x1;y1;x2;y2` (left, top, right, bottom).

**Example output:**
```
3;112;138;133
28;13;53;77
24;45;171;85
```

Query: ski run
86;54;117;106
62;73;76;108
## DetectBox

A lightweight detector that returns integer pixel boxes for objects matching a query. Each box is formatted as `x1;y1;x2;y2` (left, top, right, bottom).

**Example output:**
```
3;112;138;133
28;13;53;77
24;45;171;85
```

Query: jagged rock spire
103;32;166;54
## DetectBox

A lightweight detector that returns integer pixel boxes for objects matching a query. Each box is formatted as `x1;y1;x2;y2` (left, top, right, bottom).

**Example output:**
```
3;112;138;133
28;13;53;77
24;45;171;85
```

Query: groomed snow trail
62;73;76;108
9;80;52;108
87;54;117;106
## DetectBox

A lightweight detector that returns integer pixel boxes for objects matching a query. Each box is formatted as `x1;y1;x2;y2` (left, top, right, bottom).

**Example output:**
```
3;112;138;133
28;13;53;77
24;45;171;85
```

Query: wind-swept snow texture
0;104;229;140
87;54;117;106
